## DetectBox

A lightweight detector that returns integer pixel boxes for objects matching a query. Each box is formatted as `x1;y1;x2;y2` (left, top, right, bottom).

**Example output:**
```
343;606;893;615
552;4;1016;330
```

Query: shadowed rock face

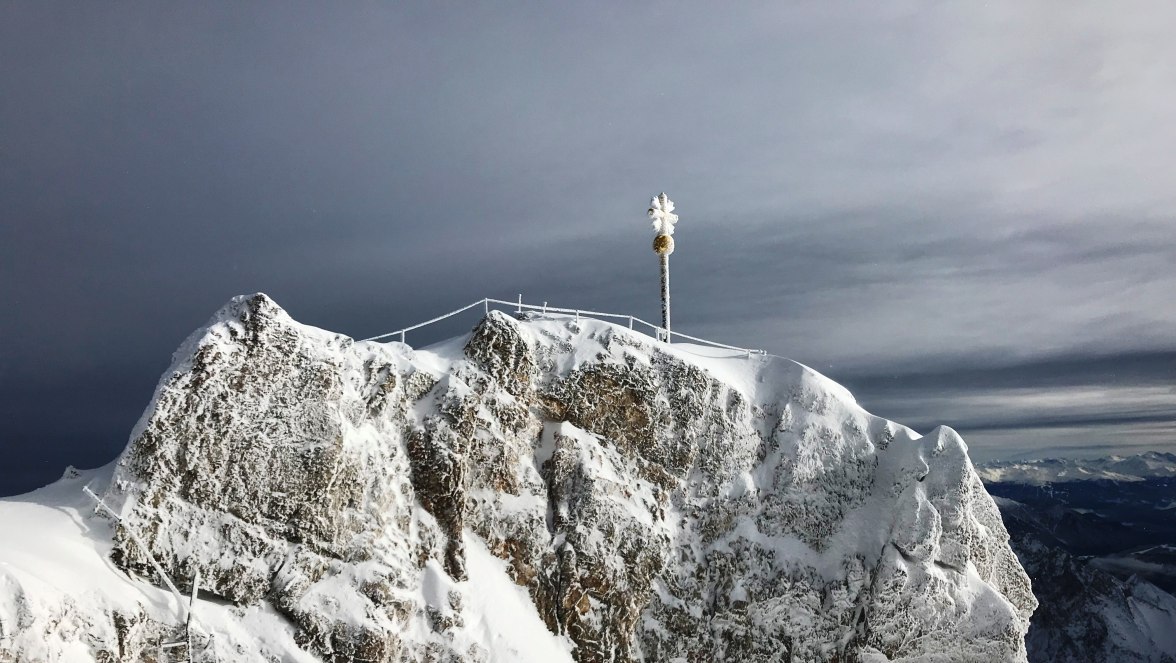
92;294;1034;662
991;497;1176;663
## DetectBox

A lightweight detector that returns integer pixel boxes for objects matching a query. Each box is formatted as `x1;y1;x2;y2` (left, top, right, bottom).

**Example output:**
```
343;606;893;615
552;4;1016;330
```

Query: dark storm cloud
2;2;1175;494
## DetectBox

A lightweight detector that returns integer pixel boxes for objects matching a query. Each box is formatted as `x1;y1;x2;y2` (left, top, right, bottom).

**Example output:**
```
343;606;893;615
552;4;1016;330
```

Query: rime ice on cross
648;193;679;236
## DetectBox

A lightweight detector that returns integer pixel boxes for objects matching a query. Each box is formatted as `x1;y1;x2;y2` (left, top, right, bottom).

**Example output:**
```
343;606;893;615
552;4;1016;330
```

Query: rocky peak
2;294;1036;662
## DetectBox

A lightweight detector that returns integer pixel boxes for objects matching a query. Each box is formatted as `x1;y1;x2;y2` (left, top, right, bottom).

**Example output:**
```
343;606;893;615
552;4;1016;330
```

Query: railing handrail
364;299;491;342
362;296;766;356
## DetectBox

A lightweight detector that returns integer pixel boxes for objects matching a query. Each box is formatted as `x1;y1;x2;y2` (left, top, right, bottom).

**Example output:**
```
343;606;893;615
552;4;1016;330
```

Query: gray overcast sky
2;2;1174;495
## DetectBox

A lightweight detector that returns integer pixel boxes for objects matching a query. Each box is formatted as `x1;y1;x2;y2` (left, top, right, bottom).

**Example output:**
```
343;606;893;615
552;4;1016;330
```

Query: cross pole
648;193;679;342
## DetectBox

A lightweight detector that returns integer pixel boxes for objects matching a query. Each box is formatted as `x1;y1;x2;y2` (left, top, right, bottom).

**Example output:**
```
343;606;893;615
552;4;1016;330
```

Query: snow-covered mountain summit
0;294;1035;662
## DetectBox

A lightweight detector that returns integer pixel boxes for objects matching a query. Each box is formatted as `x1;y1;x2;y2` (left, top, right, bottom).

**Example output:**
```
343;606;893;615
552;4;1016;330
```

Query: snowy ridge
979;452;1176;485
0;294;1035;662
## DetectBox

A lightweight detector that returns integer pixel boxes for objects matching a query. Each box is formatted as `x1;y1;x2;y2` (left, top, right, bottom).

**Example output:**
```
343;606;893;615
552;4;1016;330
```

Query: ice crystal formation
0;294;1035;662
648;193;678;236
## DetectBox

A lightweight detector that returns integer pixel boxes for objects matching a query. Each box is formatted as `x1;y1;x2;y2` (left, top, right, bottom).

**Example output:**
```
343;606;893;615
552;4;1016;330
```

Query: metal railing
362;296;766;357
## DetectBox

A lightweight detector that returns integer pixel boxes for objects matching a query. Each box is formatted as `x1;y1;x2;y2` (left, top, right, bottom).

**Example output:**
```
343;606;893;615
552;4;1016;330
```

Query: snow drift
0;294;1036;662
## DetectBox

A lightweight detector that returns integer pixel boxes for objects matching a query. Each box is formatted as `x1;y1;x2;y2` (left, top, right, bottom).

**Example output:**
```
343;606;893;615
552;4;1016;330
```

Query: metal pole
660;252;671;342
186;569;200;659
187;569;200;629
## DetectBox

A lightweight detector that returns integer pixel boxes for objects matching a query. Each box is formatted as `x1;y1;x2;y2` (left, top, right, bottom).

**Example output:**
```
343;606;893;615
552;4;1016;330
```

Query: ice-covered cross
648;193;678;236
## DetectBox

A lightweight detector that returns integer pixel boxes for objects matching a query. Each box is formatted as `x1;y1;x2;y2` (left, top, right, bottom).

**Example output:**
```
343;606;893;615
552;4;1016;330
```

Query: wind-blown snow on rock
0;294;1036;662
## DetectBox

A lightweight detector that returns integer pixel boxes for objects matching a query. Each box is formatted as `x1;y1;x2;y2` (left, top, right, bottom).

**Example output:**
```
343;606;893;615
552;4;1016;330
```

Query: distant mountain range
980;451;1176;486
981;452;1176;662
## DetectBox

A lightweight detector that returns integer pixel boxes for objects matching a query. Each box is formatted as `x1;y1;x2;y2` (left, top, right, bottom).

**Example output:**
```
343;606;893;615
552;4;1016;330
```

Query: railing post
517;294;522;314
84;486;189;623
399;330;405;344
188;568;200;629
483;299;489;314
628;316;633;330
543;302;548;314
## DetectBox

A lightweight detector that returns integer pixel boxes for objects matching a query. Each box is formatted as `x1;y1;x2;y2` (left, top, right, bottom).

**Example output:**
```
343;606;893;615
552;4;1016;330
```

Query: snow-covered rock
0;294;1036;662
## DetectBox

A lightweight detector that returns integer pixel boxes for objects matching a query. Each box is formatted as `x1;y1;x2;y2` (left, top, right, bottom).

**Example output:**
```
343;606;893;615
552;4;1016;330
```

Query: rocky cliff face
1;294;1036;662
994;497;1176;662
